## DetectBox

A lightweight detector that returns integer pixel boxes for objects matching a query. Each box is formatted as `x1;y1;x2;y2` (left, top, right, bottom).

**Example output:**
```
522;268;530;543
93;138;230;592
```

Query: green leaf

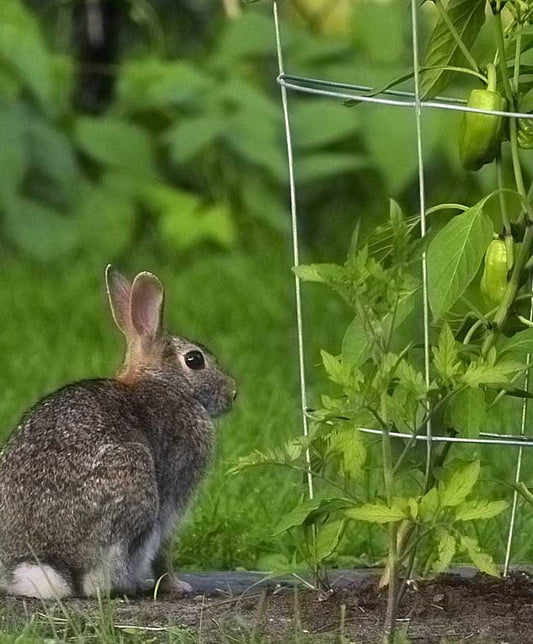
353;1;407;64
118;59;208;112
438;460;480;508
296;153;369;184
362;107;417;194
345;502;406;524
293;263;347;285
242;178;290;233
76;183;136;261
321;350;346;386
293;100;359;150
461;535;499;577
418;487;439;522
500;328;533;357
433;532;456;574
165;115;227;164
449;388;486;438
329;427;367;480
421;0;486;99
462;359;525;388
0;1;54;113
199;203;236;248
144;184;235;251
455;499;508;522
427;201;494;319
228;445;303;476
342;317;370;368
3;195;80;261
26;116;79;205
74;117;156;178
216;12;276;61
274;497;351;535
432;322;461;383
274;498;324;535
314;520;346;563
0;104;26;197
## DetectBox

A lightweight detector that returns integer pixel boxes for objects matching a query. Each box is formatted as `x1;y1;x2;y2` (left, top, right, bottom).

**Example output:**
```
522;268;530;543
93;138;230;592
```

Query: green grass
2;245;533;574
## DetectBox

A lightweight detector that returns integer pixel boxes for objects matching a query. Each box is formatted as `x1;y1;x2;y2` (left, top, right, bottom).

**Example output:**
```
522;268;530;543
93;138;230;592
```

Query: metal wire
302;410;533;447
504;273;533;576
277;73;533;120
410;0;432;477
273;1;314;502
354;427;533;448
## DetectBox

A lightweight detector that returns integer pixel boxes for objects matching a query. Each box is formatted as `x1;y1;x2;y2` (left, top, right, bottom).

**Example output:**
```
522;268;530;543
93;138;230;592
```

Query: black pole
72;0;121;114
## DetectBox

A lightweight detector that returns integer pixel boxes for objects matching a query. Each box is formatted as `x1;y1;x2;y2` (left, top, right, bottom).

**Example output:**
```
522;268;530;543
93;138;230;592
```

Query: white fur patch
8;563;70;598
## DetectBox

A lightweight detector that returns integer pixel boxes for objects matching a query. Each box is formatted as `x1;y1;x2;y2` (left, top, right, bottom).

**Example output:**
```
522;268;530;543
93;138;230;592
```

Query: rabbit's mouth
196;381;236;417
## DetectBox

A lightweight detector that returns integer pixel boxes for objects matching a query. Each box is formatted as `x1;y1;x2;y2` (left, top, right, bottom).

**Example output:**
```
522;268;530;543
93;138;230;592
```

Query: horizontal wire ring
278;73;533;120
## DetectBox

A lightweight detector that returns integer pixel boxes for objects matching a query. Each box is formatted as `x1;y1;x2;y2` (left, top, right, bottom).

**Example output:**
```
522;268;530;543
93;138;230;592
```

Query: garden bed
2;569;533;642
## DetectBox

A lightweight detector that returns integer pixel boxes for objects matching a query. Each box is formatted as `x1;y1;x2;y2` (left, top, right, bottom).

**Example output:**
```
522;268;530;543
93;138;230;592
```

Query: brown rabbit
0;267;235;598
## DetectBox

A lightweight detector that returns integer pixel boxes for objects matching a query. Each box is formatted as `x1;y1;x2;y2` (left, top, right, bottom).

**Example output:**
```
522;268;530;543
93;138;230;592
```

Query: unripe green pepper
459;64;507;171
481;238;508;306
517;118;533;149
517;88;533;149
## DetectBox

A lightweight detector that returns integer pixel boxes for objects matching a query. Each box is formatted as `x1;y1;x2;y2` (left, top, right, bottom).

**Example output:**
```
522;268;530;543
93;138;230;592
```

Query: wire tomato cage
272;0;533;576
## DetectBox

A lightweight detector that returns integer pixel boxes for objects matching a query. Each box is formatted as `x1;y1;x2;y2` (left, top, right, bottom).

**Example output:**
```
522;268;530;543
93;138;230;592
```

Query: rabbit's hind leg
80;443;160;597
81;523;161;597
128;521;162;593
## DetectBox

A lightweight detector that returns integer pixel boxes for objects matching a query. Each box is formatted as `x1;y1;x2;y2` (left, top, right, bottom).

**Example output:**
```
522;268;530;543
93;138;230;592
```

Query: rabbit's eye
184;350;205;370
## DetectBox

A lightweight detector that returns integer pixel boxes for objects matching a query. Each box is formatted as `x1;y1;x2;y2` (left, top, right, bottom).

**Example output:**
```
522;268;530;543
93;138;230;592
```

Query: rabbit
0;266;236;599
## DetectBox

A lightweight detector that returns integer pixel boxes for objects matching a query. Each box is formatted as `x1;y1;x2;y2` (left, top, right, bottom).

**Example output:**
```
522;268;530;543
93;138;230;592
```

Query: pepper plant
233;0;533;642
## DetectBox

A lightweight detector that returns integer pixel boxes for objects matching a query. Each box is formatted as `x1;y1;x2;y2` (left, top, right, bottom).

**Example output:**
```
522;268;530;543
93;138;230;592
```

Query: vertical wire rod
273;1;314;502
410;0;432;471
503;272;533;576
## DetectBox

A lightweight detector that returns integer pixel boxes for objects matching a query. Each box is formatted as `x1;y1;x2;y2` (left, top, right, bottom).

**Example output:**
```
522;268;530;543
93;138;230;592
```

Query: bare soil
2;570;533;642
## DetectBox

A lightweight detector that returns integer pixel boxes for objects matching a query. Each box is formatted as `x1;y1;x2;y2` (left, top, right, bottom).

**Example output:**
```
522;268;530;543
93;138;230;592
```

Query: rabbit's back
0;380;160;569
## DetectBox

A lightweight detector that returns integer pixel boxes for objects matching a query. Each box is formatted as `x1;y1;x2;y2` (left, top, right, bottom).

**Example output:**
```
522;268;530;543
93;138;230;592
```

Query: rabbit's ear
130;272;164;340
105;265;132;336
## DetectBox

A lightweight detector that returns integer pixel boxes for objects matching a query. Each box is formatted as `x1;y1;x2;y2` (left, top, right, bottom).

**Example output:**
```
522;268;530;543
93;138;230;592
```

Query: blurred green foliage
1;0;508;266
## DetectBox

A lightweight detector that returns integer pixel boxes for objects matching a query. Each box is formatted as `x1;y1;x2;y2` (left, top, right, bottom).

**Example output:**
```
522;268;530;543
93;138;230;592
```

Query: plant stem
497;157;511;234
221;0;241;19
434;0;480;73
494;11;527;204
380;392;399;643
463;318;484;345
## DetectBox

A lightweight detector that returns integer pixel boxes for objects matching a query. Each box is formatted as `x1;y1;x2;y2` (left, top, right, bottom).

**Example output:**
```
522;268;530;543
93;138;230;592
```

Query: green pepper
517;88;533;148
481;238;508;306
459;64;507;171
518;118;533;149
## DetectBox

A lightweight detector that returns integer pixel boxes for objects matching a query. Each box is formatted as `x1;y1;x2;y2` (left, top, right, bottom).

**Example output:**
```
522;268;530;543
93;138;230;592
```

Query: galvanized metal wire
504;273;533;575
273;0;533;573
273;1;314;503
277;73;533;119
410;0;432;475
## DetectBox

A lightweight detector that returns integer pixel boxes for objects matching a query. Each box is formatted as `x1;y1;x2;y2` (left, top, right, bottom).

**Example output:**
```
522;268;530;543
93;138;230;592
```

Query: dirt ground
2;569;533;642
